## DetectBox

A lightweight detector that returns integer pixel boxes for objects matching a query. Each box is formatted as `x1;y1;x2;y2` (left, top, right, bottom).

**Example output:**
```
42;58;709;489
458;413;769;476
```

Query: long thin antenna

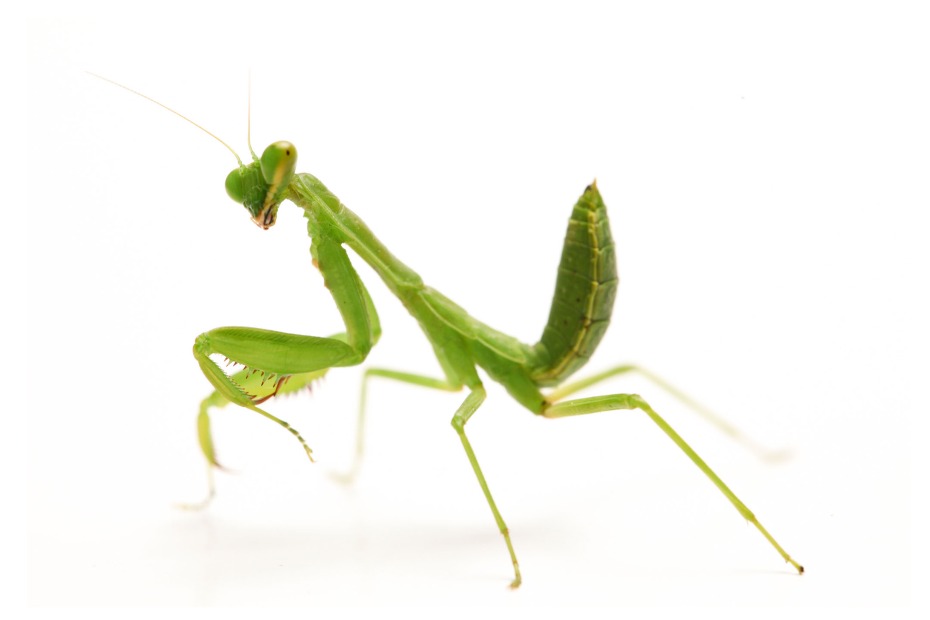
87;72;243;166
247;70;258;160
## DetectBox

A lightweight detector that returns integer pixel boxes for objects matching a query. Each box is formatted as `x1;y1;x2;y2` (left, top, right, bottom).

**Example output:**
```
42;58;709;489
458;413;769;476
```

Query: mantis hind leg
548;364;790;461
543;393;804;574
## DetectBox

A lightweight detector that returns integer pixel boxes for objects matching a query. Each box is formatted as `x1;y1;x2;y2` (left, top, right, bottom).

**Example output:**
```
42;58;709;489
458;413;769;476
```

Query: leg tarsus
502;527;523;589
176;464;217;511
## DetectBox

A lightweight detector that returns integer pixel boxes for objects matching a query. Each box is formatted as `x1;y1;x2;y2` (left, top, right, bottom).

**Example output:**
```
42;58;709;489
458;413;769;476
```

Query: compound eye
260;141;297;186
225;167;246;203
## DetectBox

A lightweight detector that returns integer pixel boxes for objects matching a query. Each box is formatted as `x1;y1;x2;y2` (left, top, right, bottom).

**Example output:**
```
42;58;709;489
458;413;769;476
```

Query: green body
188;143;804;588
215;146;618;415
90;74;802;585
533;187;617;386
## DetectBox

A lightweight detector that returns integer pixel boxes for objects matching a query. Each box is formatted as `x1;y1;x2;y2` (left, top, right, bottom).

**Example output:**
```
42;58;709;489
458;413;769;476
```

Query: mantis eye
261;141;297;187
225;167;248;204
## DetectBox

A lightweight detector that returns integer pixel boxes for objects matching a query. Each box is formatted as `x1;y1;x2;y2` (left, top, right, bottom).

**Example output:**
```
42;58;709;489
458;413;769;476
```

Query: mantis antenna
247;70;258;161
86;72;244;166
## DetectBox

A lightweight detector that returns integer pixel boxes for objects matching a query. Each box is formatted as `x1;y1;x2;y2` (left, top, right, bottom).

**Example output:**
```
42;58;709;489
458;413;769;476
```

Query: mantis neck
288;173;425;296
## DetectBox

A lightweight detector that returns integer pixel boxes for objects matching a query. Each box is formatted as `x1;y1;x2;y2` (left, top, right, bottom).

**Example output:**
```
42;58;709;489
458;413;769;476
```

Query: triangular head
225;141;298;229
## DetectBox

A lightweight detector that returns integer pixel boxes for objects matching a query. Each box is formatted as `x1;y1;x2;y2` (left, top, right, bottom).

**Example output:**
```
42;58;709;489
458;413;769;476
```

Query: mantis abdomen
531;182;618;386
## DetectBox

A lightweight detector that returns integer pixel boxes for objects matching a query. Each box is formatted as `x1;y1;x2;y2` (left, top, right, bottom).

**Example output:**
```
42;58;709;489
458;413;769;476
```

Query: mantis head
225;141;298;229
86;75;298;229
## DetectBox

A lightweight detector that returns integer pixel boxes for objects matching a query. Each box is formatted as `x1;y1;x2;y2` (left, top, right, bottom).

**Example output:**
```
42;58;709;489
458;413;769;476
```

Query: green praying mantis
93;74;804;588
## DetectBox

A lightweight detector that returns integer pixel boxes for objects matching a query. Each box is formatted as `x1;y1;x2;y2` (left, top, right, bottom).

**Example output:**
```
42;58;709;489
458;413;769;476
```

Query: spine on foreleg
530;182;618;387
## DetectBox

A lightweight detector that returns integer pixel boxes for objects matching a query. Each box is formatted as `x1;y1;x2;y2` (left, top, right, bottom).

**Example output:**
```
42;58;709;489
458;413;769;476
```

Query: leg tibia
192;334;319;465
195;368;328;469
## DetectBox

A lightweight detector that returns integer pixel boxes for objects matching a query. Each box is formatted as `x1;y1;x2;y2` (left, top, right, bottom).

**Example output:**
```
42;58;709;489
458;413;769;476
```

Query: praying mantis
93;74;804;588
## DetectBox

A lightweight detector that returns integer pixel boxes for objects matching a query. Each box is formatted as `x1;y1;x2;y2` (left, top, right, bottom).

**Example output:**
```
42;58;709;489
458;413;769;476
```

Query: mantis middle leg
332;368;462;484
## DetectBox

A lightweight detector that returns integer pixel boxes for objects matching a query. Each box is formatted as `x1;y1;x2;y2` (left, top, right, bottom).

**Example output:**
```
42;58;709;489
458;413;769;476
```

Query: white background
22;0;927;614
